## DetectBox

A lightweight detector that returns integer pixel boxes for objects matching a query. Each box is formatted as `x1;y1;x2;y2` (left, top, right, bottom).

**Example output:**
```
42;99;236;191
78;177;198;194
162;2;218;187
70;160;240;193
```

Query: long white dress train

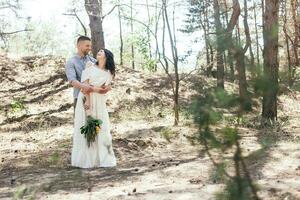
71;62;116;168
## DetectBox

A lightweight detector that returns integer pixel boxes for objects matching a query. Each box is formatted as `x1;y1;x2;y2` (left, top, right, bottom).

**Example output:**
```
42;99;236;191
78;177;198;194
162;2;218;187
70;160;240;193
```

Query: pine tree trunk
282;0;292;86
235;0;251;110
162;4;169;74
154;1;160;72
254;3;260;67
130;0;135;69
163;0;179;125
118;4;123;65
224;0;234;82
291;0;299;79
204;1;214;76
146;0;152;59
236;49;251;110
262;0;279;122
213;0;225;89
84;0;105;57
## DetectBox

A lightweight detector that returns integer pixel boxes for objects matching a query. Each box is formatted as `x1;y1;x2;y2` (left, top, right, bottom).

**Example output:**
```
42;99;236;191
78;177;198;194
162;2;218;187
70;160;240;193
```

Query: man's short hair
77;36;91;44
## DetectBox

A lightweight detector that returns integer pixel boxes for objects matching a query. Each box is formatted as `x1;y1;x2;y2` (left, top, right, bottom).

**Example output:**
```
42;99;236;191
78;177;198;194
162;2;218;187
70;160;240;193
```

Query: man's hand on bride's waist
80;83;93;94
91;85;111;94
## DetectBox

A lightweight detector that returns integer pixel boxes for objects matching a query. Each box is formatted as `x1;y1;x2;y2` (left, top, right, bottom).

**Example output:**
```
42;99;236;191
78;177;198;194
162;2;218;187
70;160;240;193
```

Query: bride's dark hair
96;49;116;77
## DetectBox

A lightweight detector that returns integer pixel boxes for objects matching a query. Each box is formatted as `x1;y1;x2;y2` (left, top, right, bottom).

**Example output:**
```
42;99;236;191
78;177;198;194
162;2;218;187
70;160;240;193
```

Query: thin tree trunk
282;0;292;86
236;20;241;46
229;53;235;81
236;0;251;110
223;52;227;77
146;0;152;59
209;44;214;75
84;0;105;57
204;1;214;76
118;3;123;65
254;3;260;66
154;1;159;71
162;4;169;74
222;4;228;78
226;0;251;111
262;0;265;29
130;0;135;69
248;42;255;77
236;50;251;110
243;0;255;77
262;0;279;122
213;0;225;89
199;2;210;68
224;0;234;81
163;0;179;125
291;0;299;74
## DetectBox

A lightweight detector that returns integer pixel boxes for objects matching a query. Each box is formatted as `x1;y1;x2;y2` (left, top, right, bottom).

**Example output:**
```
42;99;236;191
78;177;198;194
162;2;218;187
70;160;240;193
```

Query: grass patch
160;127;179;142
49;152;60;165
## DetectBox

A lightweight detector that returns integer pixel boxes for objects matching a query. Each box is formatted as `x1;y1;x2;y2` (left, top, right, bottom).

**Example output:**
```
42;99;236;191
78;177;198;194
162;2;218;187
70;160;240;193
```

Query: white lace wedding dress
71;62;116;168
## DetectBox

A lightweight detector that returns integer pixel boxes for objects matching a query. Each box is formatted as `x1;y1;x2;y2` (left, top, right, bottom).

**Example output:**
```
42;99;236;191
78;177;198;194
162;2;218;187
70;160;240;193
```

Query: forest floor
0;55;299;200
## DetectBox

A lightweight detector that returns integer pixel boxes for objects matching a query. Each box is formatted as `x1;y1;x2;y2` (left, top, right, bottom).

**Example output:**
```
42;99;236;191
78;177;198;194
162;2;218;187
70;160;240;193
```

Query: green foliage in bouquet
80;116;103;147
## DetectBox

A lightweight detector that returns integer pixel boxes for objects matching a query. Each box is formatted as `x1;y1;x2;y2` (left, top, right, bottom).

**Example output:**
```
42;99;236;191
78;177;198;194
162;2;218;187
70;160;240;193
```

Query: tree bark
236;0;251;110
254;3;260;66
291;0;299;77
85;0;105;57
262;0;279;122
162;3;169;74
163;0;179;125
118;3;123;65
213;0;225;89
204;0;214;76
282;0;292;86
154;1;160;71
130;0;135;69
224;0;234;81
146;0;152;59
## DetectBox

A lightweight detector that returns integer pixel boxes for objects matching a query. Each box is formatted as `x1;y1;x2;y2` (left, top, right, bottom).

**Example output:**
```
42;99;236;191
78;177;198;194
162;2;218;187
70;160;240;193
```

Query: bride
71;49;117;168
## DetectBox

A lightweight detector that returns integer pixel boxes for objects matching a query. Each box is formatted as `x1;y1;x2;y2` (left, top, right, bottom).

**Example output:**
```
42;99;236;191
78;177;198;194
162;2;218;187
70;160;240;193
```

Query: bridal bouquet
80;116;103;147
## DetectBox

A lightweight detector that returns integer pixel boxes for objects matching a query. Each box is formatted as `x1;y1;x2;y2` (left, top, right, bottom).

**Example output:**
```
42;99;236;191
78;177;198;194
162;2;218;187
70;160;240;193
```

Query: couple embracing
65;36;116;168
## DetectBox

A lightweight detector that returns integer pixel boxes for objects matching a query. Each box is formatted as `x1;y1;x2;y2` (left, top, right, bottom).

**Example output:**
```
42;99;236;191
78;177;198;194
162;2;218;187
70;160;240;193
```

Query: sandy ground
0;55;299;200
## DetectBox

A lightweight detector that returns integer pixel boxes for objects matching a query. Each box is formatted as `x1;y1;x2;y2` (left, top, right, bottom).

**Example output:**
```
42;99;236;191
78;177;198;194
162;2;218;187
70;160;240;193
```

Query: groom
65;36;110;110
